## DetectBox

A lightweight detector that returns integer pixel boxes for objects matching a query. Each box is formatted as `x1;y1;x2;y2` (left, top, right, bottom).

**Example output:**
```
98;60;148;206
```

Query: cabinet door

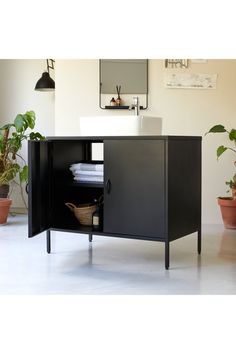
28;141;51;237
103;140;165;238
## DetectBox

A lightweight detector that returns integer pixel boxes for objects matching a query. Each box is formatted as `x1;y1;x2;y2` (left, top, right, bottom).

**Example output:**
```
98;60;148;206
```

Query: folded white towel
72;170;103;176
74;176;104;182
70;163;104;172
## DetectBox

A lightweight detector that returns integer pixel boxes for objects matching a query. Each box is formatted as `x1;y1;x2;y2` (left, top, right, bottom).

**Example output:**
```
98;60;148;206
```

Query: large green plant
0;111;44;186
206;124;236;194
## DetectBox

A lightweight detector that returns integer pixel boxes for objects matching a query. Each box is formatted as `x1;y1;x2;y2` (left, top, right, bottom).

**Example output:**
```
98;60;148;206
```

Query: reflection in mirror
100;59;148;94
99;59;148;109
92;143;104;161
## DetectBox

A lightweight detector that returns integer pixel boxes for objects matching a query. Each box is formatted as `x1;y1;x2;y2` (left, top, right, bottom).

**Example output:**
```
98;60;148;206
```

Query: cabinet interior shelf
68;181;104;188
55;179;104;189
52;221;103;234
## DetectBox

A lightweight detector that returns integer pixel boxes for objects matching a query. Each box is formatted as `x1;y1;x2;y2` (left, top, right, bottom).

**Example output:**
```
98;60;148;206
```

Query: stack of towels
70;163;104;183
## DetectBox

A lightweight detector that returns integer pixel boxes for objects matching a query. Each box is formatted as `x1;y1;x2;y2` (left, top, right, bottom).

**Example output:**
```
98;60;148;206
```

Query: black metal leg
198;229;201;255
165;241;169;270
47;230;51;254
89;234;93;242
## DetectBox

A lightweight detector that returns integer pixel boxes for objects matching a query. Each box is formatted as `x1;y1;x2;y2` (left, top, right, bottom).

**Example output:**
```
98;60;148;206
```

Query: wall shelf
104;105;144;110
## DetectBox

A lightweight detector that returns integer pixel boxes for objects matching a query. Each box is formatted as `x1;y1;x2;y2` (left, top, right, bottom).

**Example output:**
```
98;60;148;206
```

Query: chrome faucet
129;96;140;115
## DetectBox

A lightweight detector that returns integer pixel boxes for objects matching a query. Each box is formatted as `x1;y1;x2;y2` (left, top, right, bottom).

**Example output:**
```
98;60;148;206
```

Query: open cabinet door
28;140;51;237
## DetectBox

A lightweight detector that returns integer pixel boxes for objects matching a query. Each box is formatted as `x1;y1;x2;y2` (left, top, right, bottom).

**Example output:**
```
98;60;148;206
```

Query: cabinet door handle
106;179;111;194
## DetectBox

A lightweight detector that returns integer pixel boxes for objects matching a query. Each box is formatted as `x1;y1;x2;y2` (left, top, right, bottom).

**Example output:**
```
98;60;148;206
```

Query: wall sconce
35;59;55;91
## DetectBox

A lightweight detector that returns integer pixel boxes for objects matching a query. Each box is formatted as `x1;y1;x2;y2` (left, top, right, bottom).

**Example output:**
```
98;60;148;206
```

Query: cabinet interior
50;140;104;232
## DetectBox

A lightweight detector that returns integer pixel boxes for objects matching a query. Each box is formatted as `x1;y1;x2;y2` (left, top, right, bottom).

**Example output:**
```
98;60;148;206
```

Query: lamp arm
47;59;55;73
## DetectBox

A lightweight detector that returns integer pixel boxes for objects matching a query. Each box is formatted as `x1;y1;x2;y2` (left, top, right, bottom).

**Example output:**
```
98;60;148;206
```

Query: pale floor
0;214;236;295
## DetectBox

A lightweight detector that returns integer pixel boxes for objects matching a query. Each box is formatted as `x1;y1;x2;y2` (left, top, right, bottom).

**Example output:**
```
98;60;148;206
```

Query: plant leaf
25;111;36;129
0;123;14;130
206;125;226;134
14;114;25;132
217;145;227;159
19;165;28;183
229;129;236;141
0;163;20;184
29;132;45;140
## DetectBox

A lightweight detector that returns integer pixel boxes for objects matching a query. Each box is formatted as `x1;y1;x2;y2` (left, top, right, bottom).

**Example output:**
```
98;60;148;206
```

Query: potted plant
0;111;44;224
206;124;236;228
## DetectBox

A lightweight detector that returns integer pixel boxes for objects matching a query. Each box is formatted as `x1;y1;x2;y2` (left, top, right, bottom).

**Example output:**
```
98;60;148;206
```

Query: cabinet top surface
43;135;202;141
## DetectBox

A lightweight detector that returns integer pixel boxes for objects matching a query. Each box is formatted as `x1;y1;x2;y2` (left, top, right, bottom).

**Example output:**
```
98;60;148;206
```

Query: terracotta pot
0;184;9;198
232;187;236;200
0;198;12;225
218;197;236;229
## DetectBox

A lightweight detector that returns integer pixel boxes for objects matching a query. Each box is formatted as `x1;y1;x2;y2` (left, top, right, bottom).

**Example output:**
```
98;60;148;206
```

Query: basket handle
65;202;77;212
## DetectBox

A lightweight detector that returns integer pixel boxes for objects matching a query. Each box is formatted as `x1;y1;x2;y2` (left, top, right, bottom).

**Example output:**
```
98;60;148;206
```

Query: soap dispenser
110;97;116;106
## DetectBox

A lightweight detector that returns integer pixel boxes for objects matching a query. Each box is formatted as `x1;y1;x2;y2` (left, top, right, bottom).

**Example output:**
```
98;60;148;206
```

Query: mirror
100;59;148;94
99;59;148;109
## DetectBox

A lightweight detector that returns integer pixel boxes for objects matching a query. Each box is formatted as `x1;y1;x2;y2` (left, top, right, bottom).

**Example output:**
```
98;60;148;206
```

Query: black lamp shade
35;72;55;91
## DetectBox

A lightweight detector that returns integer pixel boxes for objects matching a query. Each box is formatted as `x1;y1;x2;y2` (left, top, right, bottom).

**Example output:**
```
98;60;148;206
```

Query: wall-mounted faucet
129;96;140;115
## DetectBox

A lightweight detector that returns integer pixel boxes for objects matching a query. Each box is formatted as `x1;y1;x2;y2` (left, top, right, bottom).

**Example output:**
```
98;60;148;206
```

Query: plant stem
225;147;236;154
20;182;28;210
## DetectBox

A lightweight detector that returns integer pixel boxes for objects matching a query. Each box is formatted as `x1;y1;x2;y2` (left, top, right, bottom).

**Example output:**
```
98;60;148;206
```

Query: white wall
0;59;55;208
55;59;236;224
2;59;234;222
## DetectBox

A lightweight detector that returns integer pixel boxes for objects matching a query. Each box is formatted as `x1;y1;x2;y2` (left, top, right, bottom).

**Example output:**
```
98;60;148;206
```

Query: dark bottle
92;204;100;230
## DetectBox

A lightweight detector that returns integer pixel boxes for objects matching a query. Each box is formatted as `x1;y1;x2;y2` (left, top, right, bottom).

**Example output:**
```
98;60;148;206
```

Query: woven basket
65;202;96;226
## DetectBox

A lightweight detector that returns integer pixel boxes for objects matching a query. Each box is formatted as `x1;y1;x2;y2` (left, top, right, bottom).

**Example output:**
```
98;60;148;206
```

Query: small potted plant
0;111;44;224
206;124;236;228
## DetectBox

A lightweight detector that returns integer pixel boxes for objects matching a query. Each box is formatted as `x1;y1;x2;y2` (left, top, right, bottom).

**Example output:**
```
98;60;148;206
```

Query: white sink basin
79;115;162;136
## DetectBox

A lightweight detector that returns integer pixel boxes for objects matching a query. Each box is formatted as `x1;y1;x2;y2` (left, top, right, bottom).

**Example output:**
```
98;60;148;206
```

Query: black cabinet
28;136;202;269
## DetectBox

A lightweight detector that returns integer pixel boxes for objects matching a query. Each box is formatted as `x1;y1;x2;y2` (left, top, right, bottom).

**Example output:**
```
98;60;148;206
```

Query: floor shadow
218;228;236;261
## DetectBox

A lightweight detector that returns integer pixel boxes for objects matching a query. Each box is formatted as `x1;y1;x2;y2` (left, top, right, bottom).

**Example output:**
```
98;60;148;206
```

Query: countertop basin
79;115;162;136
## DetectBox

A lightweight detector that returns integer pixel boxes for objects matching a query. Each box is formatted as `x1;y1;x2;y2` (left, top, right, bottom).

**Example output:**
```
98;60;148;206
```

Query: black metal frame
45;229;201;270
99;59;148;110
47;59;55;74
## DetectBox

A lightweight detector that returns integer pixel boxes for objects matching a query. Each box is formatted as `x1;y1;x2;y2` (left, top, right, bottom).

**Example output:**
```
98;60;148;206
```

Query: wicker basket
65;202;96;226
